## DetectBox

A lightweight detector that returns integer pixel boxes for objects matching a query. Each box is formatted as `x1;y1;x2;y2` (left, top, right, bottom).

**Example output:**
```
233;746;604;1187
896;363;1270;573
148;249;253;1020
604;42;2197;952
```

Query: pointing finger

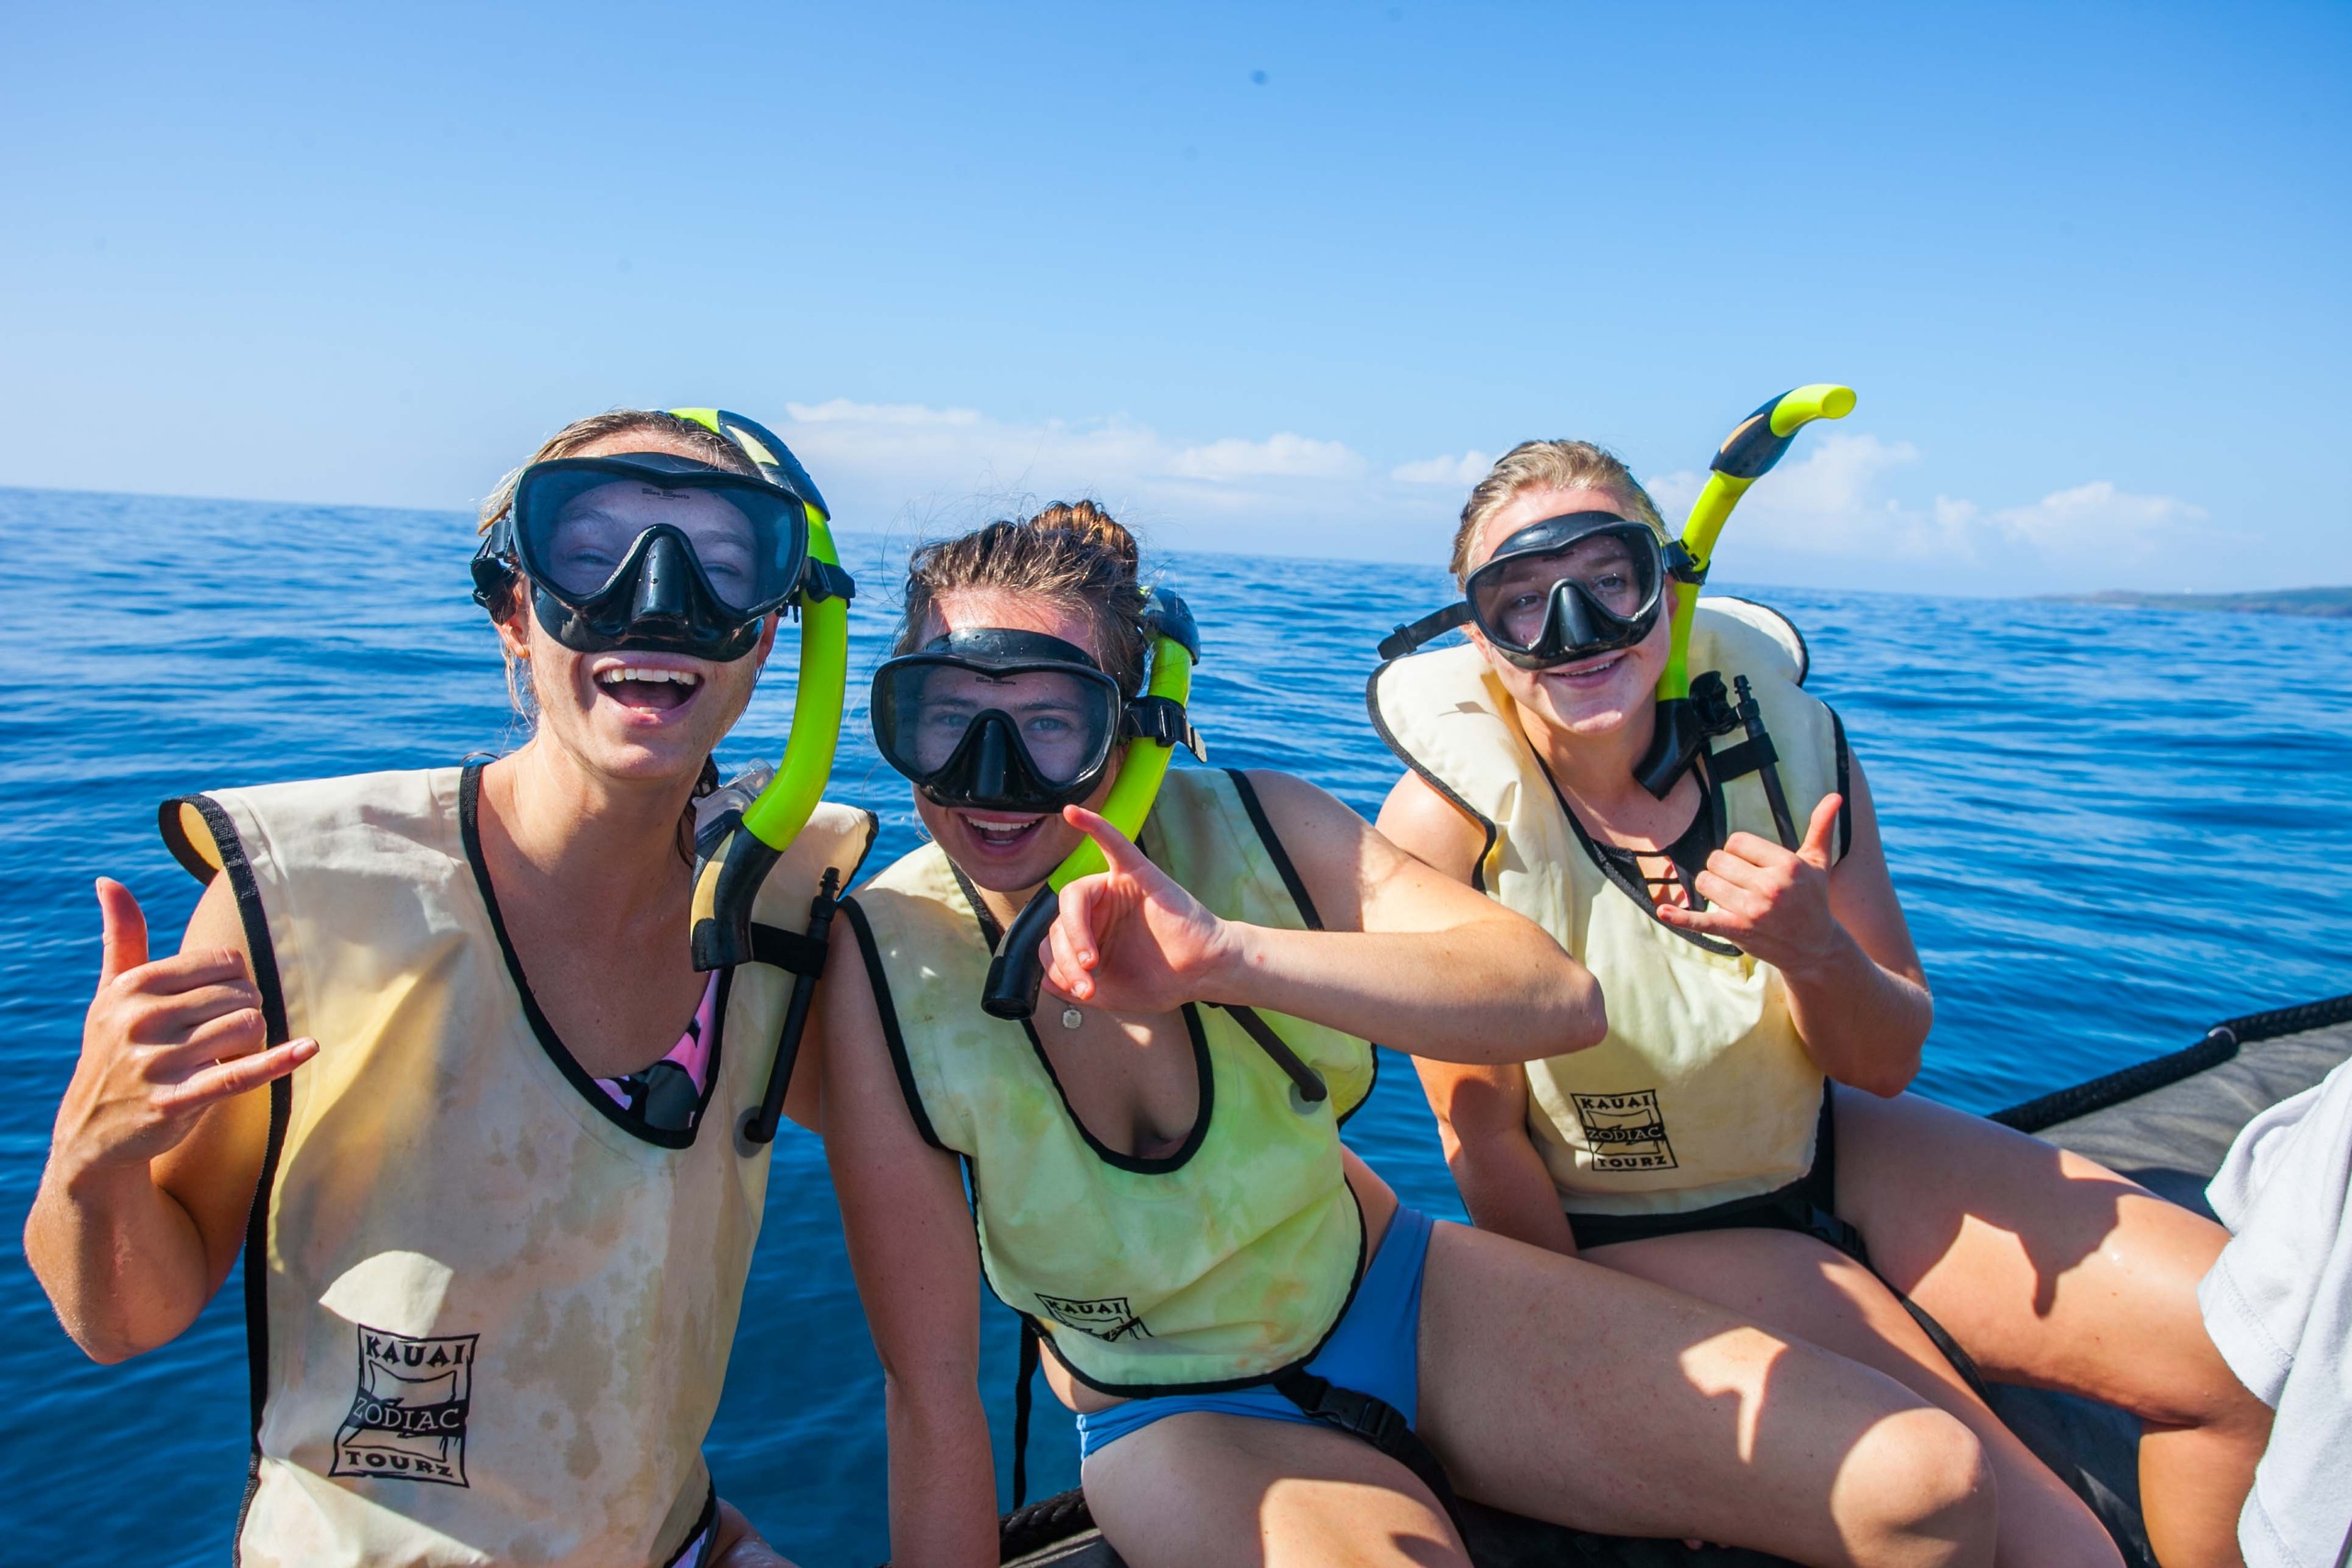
1798;794;1842;870
96;878;150;989
1061;805;1150;875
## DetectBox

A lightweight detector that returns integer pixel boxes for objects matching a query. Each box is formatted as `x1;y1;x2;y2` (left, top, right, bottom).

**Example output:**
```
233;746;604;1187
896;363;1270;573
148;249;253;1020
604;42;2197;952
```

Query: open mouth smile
956;811;1049;855
1540;651;1627;688
592;661;706;716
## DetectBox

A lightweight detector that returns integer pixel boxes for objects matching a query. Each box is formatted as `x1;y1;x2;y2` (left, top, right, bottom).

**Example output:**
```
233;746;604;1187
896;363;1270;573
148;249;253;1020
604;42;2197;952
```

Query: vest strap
748;922;826;976
1703;732;1779;784
1011;1317;1043;1509
1273;1369;1466;1542
741;871;844;1147
1216;1005;1329;1104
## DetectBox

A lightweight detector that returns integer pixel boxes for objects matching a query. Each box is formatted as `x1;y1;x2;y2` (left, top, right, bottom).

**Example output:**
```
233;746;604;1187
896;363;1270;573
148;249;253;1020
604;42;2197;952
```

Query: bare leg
1587;1226;2121;1567
1085;1410;1464;1568
1416;1221;1997;1567
1833;1087;2271;1568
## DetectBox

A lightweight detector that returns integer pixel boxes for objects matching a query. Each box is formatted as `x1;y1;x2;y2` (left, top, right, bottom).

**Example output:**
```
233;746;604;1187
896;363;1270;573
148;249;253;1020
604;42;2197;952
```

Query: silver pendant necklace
1061;1006;1084;1031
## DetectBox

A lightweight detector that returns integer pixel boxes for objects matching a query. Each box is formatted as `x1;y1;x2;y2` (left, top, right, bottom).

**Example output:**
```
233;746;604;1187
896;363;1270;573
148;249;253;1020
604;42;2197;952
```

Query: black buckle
1664;538;1706;585
798;558;856;605
1124;695;1205;760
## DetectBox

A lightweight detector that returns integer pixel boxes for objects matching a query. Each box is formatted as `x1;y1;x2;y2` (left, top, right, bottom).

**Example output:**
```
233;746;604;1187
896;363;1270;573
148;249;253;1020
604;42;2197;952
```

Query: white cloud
1646;434;2208;570
760;399;1385;550
1986;480;2207;548
749;395;2219;588
1391;451;1492;486
1170;432;1363;481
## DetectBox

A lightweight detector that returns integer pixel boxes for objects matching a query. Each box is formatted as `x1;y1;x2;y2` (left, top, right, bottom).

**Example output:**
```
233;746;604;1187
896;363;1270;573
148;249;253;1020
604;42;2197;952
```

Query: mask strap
1377;602;1473;661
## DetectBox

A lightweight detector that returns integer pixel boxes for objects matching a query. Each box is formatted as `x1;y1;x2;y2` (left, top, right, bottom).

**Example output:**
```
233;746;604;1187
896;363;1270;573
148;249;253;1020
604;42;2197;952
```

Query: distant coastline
2052;586;2352;619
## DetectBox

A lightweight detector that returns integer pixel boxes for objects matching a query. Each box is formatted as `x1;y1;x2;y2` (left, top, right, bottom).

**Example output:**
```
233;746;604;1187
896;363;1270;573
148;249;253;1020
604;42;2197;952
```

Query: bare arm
820;921;998;1568
1376;773;1581;1254
25;876;315;1362
1412;1057;1580;1254
1656;759;1932;1096
1043;773;1604;1065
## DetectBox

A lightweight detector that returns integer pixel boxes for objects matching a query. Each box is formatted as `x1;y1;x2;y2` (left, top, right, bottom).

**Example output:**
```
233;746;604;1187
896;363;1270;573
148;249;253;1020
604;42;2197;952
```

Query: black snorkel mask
870;626;1201;814
1378;513;1694;668
472;448;849;662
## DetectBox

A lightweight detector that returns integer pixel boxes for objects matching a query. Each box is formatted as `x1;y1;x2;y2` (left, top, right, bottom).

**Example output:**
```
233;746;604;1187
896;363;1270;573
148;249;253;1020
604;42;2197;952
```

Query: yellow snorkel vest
161;768;876;1566
1371;603;1847;1213
844;768;1377;1390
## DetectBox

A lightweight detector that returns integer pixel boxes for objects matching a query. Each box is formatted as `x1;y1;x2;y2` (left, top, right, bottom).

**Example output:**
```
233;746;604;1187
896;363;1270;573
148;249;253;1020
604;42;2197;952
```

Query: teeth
596;667;703;687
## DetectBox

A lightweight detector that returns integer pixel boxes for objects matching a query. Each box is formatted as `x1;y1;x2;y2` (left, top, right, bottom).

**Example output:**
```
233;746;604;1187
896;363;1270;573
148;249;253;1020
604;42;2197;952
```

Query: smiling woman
23;407;876;1568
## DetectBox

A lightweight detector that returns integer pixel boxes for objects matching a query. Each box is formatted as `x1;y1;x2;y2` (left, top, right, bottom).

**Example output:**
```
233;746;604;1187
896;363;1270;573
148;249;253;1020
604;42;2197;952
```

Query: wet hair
895;500;1152;695
1450;439;1668;584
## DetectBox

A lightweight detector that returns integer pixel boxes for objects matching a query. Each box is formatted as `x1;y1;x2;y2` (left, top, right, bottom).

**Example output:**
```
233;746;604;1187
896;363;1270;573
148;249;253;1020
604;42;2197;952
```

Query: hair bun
1025;500;1139;572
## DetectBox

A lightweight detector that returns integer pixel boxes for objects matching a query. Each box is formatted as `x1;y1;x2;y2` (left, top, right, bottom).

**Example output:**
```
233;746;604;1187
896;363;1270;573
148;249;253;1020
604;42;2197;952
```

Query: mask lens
515;461;807;613
880;662;1116;785
1468;524;1663;652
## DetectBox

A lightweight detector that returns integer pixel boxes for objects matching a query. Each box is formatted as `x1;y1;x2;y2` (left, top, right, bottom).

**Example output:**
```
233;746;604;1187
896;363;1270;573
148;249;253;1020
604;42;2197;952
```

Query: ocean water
1;485;2346;1564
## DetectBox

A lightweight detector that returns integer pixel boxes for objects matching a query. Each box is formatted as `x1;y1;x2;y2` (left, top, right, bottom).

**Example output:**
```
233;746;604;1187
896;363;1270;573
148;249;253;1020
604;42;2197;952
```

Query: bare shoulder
1374;769;1485;884
183;872;253;966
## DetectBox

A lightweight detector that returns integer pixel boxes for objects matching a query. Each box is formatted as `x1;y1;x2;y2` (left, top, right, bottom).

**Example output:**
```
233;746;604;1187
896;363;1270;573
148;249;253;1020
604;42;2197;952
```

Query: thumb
1799;794;1842;870
96;877;151;987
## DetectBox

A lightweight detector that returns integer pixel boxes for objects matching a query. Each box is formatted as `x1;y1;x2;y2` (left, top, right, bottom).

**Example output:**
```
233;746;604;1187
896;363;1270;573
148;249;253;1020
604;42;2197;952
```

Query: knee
1838;1407;1997;1568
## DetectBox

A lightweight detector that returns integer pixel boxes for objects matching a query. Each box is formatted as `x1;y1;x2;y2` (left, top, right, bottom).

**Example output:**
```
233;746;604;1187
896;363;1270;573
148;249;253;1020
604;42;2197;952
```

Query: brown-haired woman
822;500;2001;1567
1371;439;2271;1567
25;409;873;1566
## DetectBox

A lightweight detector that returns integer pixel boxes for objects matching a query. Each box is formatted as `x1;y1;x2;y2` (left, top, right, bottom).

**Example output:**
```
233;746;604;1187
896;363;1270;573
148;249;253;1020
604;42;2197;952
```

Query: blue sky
3;1;2345;593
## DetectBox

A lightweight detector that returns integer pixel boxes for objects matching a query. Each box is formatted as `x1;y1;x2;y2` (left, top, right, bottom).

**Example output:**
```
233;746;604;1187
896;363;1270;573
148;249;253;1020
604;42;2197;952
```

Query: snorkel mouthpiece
981;590;1202;1021
1633;384;1853;797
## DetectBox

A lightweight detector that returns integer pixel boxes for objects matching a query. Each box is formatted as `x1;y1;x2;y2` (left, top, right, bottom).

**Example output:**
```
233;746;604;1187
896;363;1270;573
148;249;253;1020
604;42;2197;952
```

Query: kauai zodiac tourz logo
333;1326;477;1486
1035;1293;1152;1342
1572;1089;1678;1171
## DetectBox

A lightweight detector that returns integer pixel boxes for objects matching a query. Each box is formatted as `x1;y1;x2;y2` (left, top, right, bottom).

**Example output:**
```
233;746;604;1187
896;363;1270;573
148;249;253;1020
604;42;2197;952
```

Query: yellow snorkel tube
1632;384;1856;798
981;589;1202;1021
672;408;855;974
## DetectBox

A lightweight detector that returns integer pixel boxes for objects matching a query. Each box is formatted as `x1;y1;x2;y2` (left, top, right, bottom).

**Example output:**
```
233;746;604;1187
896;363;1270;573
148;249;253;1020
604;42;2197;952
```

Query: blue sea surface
2;485;2346;1564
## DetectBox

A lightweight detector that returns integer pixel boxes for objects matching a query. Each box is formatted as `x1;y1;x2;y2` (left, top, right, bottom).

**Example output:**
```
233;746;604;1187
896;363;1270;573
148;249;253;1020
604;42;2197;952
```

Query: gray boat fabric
991;1019;2352;1568
2034;1021;2352;1217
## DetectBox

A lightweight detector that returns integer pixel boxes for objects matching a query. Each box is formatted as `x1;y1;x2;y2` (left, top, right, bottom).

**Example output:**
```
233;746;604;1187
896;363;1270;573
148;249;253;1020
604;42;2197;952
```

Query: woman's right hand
1039;805;1238;1016
52;878;315;1179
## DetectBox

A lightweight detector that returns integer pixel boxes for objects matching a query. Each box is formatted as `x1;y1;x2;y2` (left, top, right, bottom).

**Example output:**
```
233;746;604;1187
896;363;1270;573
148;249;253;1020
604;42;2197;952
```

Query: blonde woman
27;409;872;1567
1370;440;2271;1568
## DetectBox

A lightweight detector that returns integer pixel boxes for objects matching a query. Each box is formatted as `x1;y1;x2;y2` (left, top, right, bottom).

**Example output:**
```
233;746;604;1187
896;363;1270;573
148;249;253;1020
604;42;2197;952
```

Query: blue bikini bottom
1074;1204;1436;1461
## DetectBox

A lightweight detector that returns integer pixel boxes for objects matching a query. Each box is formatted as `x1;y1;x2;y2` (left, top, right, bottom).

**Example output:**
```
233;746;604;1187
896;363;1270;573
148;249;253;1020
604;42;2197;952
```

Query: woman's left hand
1653;795;1849;976
1040;805;1238;1015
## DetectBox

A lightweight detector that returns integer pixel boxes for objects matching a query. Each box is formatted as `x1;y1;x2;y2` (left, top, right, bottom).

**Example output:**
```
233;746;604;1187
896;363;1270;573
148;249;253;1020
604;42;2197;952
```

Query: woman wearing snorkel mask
822;502;2001;1568
25;409;873;1567
1372;441;2270;1568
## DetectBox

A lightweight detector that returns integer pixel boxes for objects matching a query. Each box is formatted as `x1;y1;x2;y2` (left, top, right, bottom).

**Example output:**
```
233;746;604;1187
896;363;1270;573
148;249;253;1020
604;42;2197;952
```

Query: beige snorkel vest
844;768;1376;1392
161;765;874;1568
1369;599;1848;1216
